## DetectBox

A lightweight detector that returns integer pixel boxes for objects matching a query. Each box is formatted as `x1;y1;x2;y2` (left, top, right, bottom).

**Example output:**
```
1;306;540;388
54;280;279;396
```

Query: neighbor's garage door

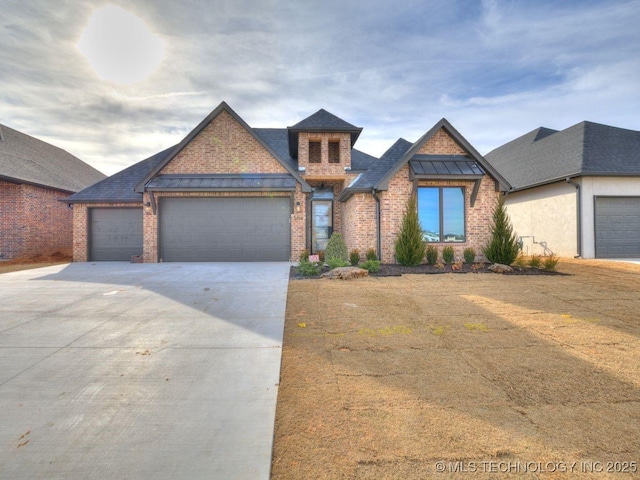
89;208;143;261
595;197;640;258
159;197;290;261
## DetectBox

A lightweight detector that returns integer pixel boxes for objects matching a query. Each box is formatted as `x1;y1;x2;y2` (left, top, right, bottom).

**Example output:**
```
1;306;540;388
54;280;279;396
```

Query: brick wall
0;180;73;259
0;181;23;259
379;164;414;263
160;110;289;175
418;128;467;155
297;132;352;176
341;192;377;261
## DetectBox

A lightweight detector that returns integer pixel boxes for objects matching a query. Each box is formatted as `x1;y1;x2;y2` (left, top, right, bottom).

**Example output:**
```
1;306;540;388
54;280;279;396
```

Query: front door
312;200;333;252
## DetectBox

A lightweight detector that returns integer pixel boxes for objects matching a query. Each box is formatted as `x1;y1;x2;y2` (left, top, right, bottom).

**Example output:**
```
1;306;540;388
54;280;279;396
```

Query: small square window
328;141;340;163
309;141;321;163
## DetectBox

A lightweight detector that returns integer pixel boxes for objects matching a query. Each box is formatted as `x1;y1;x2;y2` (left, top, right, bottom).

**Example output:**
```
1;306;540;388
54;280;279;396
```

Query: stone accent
321;266;369;280
1;180;73;259
489;263;514;273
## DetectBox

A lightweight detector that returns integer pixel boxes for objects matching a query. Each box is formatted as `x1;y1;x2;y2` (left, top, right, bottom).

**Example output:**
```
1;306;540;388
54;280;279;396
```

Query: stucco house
0;124;106;260
485;121;640;259
66;102;509;263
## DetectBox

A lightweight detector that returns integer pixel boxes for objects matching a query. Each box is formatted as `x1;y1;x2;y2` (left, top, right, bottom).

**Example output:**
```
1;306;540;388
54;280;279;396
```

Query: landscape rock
488;263;513;274
321;267;369;280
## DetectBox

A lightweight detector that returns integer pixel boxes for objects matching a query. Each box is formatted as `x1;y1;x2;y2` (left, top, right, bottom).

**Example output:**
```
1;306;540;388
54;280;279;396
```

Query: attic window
328;140;340;163
309;140;321;163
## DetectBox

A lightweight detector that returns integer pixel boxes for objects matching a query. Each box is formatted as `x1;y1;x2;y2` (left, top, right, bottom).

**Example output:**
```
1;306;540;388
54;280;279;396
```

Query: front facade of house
0;124;106;260
486;122;640;259
67;102;509;264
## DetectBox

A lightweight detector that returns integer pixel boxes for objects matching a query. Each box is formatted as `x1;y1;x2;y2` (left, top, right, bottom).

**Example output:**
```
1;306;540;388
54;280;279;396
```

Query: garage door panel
160;197;290;262
90;208;143;261
595;197;640;258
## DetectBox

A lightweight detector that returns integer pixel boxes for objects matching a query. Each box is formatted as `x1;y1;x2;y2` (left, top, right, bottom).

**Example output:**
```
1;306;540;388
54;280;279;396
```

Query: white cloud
1;0;639;174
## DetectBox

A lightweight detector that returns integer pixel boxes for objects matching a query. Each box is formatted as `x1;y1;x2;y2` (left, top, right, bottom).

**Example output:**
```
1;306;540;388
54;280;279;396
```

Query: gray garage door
595;197;640;258
159;197;291;261
90;208;143;261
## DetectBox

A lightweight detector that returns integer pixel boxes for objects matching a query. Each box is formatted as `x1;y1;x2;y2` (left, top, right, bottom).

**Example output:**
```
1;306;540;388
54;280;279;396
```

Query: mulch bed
290;262;568;279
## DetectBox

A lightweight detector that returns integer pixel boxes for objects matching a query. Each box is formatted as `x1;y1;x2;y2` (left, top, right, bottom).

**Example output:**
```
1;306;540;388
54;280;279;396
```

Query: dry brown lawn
0;252;71;274
272;259;640;479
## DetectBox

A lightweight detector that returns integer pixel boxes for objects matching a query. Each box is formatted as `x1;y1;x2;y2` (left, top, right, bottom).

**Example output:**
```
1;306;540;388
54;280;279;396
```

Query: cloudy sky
2;0;639;175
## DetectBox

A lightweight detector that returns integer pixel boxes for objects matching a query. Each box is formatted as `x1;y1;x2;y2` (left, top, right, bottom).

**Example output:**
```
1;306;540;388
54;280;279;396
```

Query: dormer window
328;140;340;164
309;140;321;163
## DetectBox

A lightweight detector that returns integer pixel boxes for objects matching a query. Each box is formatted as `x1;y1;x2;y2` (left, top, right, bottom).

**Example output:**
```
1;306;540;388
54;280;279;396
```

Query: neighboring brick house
0;124;106;260
66;102;510;263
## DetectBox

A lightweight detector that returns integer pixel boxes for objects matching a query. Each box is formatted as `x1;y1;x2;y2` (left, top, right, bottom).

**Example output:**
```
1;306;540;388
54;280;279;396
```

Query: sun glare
77;5;165;84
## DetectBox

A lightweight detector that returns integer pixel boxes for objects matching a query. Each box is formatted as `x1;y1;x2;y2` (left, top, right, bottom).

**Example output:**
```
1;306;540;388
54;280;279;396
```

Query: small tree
425;245;438;265
325;232;348;262
395;195;426;266
482;197;520;265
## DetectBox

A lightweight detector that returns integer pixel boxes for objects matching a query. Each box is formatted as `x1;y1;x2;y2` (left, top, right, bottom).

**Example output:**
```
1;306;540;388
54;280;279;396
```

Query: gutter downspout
372;189;382;261
566;178;582;258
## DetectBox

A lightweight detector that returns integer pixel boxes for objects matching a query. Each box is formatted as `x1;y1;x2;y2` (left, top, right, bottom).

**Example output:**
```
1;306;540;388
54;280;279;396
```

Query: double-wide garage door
595;197;640;258
159;197;291;261
90;208;143;261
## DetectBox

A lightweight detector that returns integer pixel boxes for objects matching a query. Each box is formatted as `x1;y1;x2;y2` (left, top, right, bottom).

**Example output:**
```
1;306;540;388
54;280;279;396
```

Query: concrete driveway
0;262;290;479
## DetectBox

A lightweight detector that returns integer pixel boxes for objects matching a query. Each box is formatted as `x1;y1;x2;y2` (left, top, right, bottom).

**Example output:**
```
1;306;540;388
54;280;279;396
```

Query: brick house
66;102;509;263
0;124;106;260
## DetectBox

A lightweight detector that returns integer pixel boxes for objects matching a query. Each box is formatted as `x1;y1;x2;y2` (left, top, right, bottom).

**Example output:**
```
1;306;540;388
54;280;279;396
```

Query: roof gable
0;124;106;193
375;119;510;191
135;102;311;193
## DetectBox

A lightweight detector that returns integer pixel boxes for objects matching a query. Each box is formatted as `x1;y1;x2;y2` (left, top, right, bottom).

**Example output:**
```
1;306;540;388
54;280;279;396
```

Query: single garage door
159;197;291;261
90;208;143;261
595;197;640;258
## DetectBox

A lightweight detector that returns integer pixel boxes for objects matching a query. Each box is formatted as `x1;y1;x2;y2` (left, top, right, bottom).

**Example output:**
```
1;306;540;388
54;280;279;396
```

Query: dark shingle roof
0;123;106;192
351;149;378;171
65;146;174;203
341;138;413;199
146;174;297;191
289;109;361;132
485;121;640;190
287;109;363;158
